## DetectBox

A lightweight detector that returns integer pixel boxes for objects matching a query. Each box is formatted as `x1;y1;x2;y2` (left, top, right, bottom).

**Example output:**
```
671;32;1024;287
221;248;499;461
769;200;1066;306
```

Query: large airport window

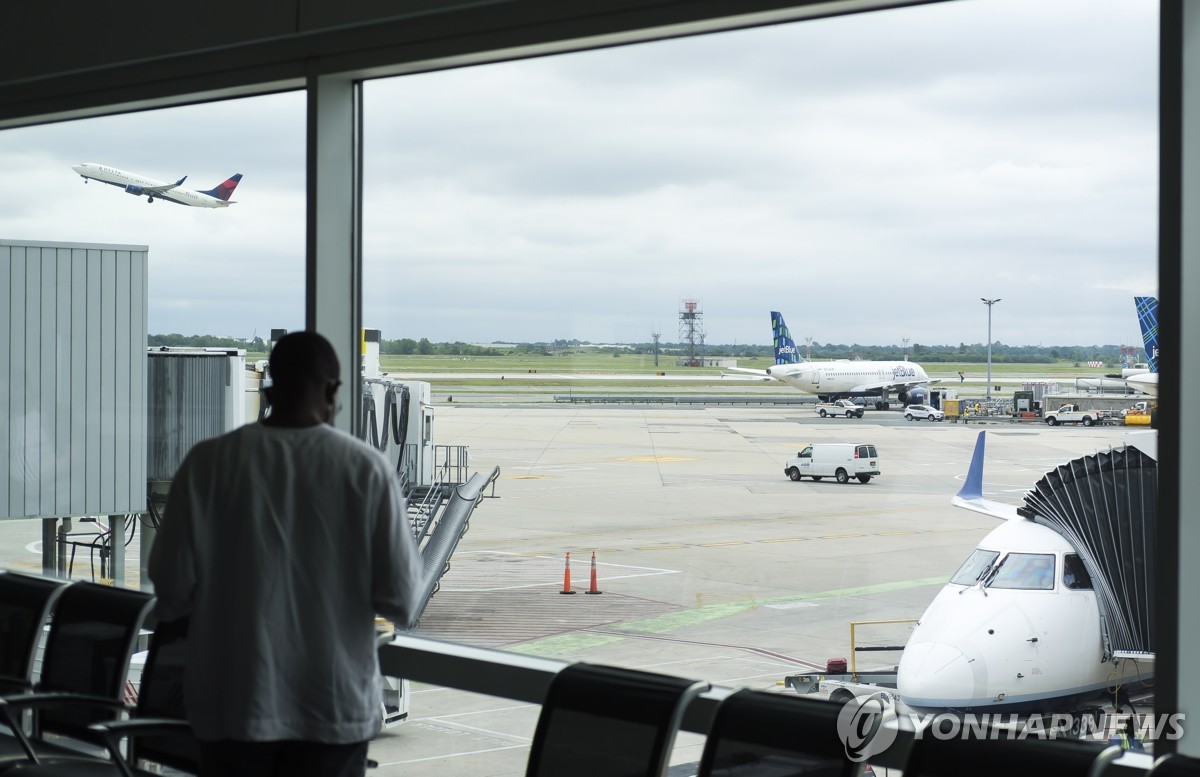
0;92;306;585
359;0;1154;701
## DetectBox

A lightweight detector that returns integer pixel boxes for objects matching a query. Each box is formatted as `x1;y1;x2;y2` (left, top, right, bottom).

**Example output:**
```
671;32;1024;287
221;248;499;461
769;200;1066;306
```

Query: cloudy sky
0;0;1156;349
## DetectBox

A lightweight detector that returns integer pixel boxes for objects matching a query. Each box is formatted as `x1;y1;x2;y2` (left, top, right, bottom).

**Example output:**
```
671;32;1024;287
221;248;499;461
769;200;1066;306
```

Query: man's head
265;331;342;425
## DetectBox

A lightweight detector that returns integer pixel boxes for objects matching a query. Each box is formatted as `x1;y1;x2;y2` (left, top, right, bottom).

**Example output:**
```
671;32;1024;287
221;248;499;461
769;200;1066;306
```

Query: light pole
981;298;1001;404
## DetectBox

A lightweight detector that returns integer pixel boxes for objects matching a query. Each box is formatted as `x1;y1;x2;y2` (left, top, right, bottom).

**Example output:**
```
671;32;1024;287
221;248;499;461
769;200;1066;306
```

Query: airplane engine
124;184;144;196
898;387;927;405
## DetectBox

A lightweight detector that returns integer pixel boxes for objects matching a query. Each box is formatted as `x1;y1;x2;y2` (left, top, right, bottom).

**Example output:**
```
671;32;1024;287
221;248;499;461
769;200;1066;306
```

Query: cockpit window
987;553;1055;590
1063;554;1093;590
949;549;1000;585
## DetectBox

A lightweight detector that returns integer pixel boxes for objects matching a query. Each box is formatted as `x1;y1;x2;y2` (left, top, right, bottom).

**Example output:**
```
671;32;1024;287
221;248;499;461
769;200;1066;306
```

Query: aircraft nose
72;164;86;174
897;641;981;711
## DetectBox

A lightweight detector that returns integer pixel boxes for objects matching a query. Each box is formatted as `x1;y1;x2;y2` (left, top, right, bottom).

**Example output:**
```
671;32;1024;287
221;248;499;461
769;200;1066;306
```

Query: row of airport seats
529;661;1200;777
0;570;197;775
3;569;1200;777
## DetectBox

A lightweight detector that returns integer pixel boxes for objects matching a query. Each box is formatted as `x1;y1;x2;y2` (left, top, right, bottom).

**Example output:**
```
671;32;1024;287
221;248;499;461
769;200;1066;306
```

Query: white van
784;443;880;484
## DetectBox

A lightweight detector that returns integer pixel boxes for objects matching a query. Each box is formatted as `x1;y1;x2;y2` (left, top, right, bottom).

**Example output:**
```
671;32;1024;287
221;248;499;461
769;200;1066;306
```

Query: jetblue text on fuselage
893;365;917;378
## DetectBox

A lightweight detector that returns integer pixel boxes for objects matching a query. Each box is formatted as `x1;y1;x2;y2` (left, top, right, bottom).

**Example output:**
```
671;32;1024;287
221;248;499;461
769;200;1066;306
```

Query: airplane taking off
726;311;934;410
897;431;1155;717
72;163;241;208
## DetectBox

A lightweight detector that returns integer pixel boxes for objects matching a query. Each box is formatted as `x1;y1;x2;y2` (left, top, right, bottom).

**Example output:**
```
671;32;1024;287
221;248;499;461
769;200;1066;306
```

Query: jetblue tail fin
770;311;803;365
1134;296;1159;372
200;173;242;201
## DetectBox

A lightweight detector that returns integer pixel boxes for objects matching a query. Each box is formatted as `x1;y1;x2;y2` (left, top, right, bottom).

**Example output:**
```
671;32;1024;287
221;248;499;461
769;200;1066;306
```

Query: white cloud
0;0;1157;347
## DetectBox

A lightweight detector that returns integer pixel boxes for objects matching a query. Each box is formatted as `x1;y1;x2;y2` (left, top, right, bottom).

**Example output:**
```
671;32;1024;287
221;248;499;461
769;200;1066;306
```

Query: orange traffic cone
559;552;576;594
586;551;603;595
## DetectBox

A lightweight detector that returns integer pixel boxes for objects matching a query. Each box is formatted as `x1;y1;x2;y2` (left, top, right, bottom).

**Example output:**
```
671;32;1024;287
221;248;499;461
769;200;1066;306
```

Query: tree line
149;334;1143;364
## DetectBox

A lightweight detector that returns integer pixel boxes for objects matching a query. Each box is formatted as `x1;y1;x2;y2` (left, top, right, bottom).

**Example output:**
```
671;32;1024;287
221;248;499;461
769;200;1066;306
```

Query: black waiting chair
904;729;1121;777
1148;754;1200;777
525;663;708;777
0;573;70;697
2;618;196;776
696;689;863;777
0;582;154;768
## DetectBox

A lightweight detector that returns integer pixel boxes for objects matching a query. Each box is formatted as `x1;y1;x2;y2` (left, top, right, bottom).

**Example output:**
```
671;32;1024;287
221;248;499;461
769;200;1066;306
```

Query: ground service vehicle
1043;403;1104;427
903;404;945;421
785;443;880;484
814;400;865;418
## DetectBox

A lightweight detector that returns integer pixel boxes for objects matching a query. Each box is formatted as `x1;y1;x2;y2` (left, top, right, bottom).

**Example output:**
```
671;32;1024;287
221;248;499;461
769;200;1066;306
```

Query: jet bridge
1020;443;1157;662
357;370;501;728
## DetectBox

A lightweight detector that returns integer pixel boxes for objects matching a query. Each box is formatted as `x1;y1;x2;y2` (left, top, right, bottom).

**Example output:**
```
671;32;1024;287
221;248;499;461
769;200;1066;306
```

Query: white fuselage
897;519;1150;713
766;360;928;395
72;163;232;208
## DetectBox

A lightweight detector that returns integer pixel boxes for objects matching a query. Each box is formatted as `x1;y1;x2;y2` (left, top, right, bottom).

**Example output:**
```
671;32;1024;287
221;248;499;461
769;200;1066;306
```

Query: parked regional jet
72;163;241;207
726;311;934;410
897;431;1154;717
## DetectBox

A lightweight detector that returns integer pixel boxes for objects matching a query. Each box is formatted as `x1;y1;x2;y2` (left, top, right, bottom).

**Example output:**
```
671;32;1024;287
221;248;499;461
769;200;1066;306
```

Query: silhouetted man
150;331;422;777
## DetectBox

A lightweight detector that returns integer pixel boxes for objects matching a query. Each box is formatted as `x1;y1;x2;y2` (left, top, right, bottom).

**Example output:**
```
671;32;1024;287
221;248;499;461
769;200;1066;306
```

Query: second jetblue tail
200;173;242;201
771;311;803;365
1134;296;1159;372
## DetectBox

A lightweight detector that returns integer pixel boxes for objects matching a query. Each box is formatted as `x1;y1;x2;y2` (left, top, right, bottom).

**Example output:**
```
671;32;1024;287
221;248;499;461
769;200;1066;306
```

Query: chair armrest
90;717;191;737
0;692;131;763
88;718;192;777
0;692;129;714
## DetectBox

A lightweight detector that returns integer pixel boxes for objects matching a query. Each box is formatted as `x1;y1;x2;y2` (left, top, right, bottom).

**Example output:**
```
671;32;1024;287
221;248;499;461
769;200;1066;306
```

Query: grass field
243;350;1118;393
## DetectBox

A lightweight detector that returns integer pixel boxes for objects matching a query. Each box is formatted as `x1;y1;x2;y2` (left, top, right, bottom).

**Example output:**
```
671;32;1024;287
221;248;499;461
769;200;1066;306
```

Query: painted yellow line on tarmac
878;531;919;536
761;537;810;543
504;475;548;480
699;541;746;547
818;533;865;539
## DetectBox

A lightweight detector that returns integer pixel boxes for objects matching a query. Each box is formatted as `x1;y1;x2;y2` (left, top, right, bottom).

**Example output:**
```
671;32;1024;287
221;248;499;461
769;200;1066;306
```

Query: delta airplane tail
1134;296;1159;372
770;310;803;365
200;174;243;202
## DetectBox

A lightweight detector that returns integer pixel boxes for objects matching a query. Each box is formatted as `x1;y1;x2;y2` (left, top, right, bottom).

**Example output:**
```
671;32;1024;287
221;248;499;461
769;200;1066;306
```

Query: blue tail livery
771;311;803;365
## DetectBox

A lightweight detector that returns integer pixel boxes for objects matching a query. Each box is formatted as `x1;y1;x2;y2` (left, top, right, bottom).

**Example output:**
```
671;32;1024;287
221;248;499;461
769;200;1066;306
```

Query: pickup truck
814;399;865;418
1043;404;1105;427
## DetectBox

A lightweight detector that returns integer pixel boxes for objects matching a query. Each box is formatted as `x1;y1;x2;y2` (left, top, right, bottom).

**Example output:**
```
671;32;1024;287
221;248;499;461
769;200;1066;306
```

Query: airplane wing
723;367;772;380
141;176;187;195
950;431;1025;521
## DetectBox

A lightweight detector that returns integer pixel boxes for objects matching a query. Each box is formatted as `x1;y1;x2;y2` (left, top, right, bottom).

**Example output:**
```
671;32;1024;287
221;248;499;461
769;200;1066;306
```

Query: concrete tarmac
0;403;1143;775
366;404;1141;776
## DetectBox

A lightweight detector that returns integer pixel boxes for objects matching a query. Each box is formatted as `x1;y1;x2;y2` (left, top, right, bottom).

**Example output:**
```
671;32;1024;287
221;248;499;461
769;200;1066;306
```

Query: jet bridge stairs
377;441;501;727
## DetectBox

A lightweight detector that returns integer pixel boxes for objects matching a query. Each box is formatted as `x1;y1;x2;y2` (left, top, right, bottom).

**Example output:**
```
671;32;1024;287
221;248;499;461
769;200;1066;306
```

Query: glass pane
989;553;1056;590
950;549;1000;586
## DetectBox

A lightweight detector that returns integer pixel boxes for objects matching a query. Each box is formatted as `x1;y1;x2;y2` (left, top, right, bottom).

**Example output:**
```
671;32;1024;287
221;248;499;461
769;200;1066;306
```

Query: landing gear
875;401;890;411
147;196;155;203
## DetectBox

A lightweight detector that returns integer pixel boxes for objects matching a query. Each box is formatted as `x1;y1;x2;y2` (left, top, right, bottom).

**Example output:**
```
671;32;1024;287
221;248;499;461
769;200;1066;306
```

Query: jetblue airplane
726;311;934;410
72;163;242;208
